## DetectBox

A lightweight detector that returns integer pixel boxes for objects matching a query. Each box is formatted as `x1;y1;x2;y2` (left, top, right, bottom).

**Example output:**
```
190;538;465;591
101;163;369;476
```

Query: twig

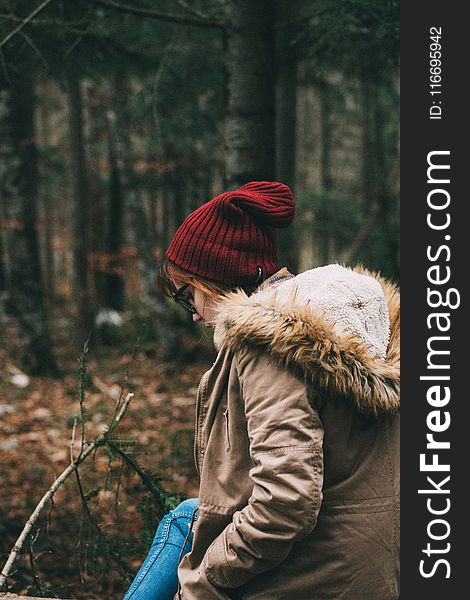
45;494;54;538
108;443;167;519
70;418;77;462
274;8;329;30
74;467;131;582
27;529;44;597
17;29;49;70
175;0;215;21
87;0;225;30
0;393;134;591
65;0;111;59
110;331;142;421
114;459;125;520
0;0;54;48
87;0;320;32
77;338;91;456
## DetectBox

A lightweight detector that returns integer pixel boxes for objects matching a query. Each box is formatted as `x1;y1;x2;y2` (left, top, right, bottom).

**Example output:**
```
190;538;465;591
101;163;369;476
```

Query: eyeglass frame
171;282;197;314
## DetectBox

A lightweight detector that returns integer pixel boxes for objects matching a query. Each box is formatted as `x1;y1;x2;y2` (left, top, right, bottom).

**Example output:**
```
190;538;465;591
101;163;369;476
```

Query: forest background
0;1;399;598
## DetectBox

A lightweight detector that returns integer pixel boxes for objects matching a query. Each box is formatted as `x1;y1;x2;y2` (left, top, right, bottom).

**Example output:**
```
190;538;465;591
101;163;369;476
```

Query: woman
123;181;400;600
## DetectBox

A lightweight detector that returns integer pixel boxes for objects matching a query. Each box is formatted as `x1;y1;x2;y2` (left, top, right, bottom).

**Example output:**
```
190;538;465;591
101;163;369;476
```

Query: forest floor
0;305;215;599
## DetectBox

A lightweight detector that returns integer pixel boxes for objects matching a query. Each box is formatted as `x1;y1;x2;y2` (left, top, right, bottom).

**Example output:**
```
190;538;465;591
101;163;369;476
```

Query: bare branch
0;393;134;591
74;466;131;582
0;0;55;49
175;0;215;21
16;29;50;70
70;417;77;463
87;0;225;30
109;443;167;519
27;530;44;597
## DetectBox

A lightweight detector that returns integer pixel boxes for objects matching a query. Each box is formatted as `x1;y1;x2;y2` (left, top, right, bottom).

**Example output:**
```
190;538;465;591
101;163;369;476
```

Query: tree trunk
85;81;108;307
0;79;16;300
361;75;378;213
105;110;125;311
0;163;11;294
163;180;177;252
37;93;56;304
68;76;93;342
319;81;334;194
0;69;57;375
318;79;334;264
111;73;178;357
112;74;157;293
339;74;381;267
346;75;395;271
224;0;276;188
275;27;298;273
374;86;398;277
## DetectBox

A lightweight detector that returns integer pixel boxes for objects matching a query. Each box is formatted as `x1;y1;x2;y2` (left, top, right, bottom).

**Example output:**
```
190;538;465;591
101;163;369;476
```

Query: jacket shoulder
213;265;400;416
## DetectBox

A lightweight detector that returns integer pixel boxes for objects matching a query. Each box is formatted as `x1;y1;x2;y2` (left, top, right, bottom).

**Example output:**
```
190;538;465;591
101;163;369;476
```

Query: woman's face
191;286;217;326
174;280;217;326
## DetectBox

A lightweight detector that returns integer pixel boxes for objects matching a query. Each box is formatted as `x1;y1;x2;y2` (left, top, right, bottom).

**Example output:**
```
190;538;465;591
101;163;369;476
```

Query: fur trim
213;267;400;416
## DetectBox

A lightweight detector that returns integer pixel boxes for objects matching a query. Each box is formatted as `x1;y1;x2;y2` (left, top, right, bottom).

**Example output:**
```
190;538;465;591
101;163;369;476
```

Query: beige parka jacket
175;265;400;600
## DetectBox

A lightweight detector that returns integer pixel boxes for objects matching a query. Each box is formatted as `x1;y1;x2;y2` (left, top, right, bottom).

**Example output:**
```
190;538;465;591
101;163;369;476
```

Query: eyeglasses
171;283;197;314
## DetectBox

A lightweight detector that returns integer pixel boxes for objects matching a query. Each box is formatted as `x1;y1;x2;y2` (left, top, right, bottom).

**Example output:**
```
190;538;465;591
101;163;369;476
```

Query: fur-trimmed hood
212;264;400;415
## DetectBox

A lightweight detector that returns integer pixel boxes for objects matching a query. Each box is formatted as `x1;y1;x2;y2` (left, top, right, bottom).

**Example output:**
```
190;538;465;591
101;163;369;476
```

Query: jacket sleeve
202;345;324;590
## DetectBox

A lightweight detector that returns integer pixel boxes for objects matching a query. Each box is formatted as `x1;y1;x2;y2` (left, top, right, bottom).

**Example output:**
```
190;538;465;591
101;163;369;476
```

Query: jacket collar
213;265;400;416
257;267;296;291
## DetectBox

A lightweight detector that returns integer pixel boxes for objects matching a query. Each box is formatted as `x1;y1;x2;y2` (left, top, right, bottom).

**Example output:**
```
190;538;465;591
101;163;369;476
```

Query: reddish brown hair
157;259;260;301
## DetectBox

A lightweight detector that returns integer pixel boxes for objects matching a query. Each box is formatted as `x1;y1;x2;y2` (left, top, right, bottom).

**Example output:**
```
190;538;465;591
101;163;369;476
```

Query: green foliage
298;0;399;81
105;436;137;462
76;340;91;442
77;342;88;402
136;487;183;550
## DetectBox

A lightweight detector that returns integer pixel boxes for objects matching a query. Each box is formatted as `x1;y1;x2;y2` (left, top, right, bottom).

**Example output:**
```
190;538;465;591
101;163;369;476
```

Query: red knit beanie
166;181;295;287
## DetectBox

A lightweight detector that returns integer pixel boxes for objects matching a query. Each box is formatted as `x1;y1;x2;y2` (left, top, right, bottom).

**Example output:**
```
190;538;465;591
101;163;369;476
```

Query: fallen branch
0;393;134;592
0;594;68;600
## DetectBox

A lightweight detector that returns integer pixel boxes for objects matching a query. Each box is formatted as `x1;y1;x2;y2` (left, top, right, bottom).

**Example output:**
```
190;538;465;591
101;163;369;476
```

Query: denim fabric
123;498;198;600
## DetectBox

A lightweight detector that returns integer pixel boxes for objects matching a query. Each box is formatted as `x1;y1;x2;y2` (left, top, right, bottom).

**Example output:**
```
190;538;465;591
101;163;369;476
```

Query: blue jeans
123;498;198;600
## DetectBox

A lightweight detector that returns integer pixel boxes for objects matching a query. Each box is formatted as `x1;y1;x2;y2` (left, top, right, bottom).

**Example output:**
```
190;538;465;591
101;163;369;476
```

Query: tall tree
111;71;159;292
224;0;276;187
111;70;178;358
105;106;125;311
68;76;93;342
318;77;334;264
0;64;57;375
275;0;301;273
299;0;399;277
36;89;56;305
86;81;108;307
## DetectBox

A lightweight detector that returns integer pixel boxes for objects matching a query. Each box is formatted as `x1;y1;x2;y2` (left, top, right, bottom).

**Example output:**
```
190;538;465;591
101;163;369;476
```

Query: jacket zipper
223;408;231;452
193;371;208;476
